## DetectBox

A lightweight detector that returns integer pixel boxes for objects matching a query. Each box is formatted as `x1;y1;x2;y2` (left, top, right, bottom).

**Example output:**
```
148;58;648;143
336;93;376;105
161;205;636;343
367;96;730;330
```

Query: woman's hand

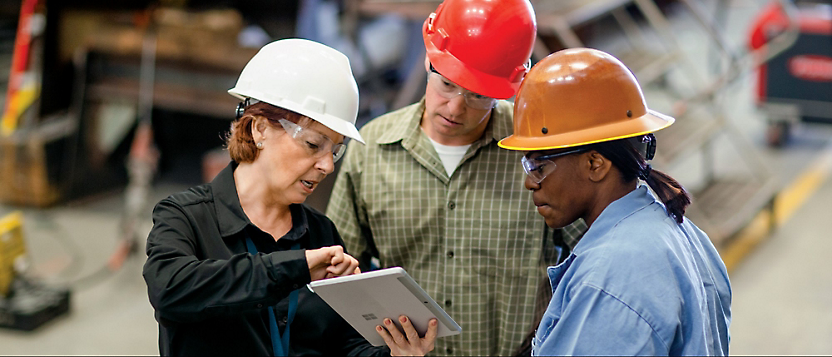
305;246;360;281
376;316;438;356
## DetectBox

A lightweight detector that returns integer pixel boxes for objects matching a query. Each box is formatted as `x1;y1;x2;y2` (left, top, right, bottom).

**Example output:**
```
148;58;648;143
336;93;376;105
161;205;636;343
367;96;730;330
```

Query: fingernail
384;318;392;325
400;316;407;323
376;326;383;332
430;319;437;326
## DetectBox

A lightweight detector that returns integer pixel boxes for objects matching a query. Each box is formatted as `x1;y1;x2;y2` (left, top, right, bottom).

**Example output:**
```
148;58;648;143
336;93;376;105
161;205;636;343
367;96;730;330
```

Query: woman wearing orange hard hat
499;48;732;355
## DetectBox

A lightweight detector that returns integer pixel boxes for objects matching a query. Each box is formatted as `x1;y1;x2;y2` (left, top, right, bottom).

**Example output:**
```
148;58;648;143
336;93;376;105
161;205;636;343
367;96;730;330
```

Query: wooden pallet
0;115;74;207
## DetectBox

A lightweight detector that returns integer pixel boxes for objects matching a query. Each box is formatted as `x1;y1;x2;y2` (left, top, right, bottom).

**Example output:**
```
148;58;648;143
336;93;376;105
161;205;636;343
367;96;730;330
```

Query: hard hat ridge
423;0;537;99
228;38;365;144
499;48;674;151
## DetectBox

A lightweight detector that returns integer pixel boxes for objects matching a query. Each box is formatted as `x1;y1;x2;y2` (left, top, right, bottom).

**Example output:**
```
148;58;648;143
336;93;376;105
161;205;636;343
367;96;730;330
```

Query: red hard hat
423;0;536;99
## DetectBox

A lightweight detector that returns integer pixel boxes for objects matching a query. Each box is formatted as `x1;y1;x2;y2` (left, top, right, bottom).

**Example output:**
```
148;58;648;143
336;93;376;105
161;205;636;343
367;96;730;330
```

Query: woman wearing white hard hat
143;39;437;356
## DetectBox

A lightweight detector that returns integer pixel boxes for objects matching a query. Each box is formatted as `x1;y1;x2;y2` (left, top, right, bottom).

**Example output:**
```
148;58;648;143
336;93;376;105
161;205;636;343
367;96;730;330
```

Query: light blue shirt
533;186;732;356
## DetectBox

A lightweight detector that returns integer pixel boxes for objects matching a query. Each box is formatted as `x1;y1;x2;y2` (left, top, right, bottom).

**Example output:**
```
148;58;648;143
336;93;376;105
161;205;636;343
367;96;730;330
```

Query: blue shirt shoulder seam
583;282;671;352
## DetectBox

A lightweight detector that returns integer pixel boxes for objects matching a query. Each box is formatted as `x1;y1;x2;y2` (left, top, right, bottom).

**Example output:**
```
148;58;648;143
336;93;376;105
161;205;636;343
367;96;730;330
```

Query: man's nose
447;94;467;115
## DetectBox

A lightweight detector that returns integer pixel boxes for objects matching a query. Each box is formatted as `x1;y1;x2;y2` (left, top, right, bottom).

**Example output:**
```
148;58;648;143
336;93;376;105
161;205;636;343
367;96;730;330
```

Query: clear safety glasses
278;119;347;163
521;148;586;184
428;68;497;110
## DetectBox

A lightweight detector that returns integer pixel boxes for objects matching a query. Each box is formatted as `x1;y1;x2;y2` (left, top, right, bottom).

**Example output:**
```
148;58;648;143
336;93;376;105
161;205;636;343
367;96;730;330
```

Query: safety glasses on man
428;66;497;110
278;119;347;163
521;148;586;184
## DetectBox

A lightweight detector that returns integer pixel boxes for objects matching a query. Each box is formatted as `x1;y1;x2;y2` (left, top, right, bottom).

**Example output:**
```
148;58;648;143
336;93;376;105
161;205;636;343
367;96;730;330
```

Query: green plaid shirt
327;99;586;356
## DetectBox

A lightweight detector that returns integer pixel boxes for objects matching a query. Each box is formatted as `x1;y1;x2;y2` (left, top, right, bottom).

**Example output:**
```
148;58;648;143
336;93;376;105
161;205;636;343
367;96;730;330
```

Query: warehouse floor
1;0;831;355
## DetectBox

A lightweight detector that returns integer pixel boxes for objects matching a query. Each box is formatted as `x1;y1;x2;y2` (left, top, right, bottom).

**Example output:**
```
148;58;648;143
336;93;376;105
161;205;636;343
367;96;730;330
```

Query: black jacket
143;161;388;356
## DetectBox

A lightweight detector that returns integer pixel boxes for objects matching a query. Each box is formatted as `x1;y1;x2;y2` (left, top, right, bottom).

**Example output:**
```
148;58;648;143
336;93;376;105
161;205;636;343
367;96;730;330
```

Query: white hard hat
229;38;364;144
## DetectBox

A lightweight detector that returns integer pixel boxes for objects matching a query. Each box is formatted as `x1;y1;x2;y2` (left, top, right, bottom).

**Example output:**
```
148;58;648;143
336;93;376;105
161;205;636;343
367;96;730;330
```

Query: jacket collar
213;161;250;238
212;161;308;240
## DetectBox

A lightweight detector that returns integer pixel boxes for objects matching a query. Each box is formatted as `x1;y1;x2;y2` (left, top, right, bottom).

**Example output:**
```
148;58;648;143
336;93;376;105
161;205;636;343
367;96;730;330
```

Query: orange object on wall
1;0;42;135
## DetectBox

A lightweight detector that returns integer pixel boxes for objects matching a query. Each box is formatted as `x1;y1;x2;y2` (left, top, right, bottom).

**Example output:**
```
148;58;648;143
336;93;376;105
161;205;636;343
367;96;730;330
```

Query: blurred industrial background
0;0;829;354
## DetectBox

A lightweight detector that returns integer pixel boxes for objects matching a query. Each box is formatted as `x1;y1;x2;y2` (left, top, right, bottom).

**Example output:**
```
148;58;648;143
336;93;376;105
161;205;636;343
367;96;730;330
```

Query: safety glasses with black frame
521;148;587;184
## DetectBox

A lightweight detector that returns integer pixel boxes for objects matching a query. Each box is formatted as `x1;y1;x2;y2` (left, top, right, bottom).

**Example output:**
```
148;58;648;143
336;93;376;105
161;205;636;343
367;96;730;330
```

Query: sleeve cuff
266;249;312;291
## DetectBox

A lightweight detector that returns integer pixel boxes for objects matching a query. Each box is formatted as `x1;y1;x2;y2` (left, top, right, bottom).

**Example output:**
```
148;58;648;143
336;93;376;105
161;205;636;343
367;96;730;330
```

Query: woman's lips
300;180;317;193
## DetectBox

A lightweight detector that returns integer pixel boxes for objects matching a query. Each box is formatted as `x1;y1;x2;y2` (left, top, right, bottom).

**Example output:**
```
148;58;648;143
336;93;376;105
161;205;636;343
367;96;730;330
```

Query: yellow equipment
0;211;27;296
0;211;70;331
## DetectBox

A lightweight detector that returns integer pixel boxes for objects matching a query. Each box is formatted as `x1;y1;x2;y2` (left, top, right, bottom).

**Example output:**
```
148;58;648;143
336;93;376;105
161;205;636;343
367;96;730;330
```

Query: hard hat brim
426;49;519;100
228;89;366;145
423;19;523;100
498;109;674;151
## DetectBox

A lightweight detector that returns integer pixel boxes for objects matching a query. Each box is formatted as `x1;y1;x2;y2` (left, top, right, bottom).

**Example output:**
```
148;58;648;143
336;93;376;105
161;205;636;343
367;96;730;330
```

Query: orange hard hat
423;0;536;99
499;48;675;151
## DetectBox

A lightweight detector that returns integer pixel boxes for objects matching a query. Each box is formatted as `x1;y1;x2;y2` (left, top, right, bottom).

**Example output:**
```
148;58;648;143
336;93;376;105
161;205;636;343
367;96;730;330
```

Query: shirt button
282;316;288;323
256;303;263;308
445;300;452;307
446;347;453;354
447;251;454;258
292;284;299;289
448;201;455;210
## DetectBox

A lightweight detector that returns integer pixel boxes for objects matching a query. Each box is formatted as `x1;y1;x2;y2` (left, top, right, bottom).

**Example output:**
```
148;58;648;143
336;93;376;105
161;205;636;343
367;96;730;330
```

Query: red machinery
749;0;832;146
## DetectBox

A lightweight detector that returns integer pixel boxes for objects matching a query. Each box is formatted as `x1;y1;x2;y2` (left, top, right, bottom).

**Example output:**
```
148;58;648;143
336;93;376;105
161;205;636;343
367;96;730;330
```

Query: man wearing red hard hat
328;0;586;355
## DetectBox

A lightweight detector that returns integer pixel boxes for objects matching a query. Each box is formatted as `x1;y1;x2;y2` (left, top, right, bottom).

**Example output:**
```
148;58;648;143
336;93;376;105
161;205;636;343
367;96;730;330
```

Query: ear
586;151;612;182
250;116;268;140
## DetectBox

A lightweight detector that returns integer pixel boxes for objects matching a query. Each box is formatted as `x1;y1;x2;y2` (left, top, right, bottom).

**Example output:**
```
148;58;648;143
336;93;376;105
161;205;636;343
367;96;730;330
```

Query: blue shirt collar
572;185;663;255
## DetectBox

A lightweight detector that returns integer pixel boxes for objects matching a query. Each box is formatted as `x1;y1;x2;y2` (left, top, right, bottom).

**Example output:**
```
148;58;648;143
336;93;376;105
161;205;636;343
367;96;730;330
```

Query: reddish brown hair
225;102;307;163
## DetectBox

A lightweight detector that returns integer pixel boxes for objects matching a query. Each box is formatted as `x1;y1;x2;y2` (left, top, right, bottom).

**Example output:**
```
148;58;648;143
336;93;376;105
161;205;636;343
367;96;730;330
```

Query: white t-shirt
427;136;471;177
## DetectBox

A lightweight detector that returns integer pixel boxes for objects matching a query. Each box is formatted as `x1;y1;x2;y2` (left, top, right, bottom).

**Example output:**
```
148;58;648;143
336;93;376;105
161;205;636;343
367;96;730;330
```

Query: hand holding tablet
377;315;439;356
308;267;462;347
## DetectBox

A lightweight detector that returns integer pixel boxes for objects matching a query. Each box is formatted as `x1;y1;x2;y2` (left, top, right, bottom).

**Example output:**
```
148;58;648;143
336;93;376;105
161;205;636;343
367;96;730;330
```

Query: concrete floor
728;145;832;355
0;185;182;355
2;0;831;355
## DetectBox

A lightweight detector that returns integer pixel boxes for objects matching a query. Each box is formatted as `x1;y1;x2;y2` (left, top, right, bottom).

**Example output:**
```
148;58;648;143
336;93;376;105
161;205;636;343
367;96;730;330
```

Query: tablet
308;267;462;346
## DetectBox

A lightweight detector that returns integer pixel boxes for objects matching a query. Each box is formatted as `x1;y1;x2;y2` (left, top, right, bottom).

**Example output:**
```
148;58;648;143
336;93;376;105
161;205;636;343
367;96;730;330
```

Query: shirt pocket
468;219;539;278
533;311;558;355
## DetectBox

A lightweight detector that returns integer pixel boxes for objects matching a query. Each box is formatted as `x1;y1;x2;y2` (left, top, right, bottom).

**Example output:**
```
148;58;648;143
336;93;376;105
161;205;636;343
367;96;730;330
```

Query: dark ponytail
641;167;691;224
587;135;691;223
